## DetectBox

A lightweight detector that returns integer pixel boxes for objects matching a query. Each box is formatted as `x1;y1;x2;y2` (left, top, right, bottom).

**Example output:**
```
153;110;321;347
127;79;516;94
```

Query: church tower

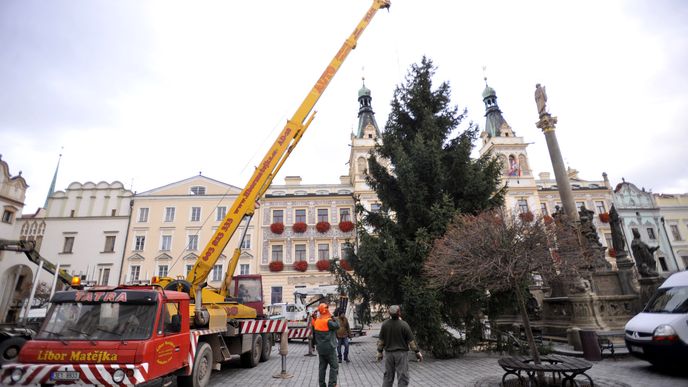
348;79;381;209
478;82;541;215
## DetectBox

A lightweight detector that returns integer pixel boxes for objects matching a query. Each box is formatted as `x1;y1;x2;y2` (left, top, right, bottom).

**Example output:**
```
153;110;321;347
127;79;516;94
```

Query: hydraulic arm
186;0;391;296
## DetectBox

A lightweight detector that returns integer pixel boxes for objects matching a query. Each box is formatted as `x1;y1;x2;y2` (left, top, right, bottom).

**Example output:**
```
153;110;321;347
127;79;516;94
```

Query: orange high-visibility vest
313;313;331;332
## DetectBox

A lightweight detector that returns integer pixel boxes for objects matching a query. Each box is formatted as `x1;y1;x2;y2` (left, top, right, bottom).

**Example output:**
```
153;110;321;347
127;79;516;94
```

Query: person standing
376;305;422;387
336;309;352;363
313;303;339;387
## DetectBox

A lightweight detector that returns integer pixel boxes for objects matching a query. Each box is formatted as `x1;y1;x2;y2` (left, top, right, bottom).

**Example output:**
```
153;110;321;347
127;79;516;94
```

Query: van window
644;286;688;314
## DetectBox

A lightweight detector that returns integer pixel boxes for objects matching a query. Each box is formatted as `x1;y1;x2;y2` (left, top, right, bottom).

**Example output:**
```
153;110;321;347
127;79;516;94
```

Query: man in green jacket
376;305;423;387
312;303;340;387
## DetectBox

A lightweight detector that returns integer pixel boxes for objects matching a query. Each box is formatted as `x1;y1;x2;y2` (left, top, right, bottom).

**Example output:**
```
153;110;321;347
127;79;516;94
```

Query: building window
540;203;548;216
241;235;251;249
191;207;201;222
2;210;14;224
130;265;141;282
212;265;222;281
138;207;149;222
670;225;682;241
575;201;585;211
188;235;199;251
647;228;656;240
161;235;172;251
517;199;529;214
186;264;194;276
217;206;227;221
295;244;306;261
158;265;169;277
657;257;668;271
111;209;117;216
135;235;146;251
190;186;206;195
295;209;306;223
98;267;111;286
271;245;283;262
164;207;175;222
240;264;250;275
271;286;283;304
339;208;351;222
317;209;329;222
104;235;116;252
272;209;284;224
604;233;613;249
682;256;688;269
62;236;75;253
370;203;381;213
318;243;329;260
595;201;606;214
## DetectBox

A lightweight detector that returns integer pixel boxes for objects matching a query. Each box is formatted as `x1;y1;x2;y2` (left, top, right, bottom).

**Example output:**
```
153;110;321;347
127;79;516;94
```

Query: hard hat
318;303;329;315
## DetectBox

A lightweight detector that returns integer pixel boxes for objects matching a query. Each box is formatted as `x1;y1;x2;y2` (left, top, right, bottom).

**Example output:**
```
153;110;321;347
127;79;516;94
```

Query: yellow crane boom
187;0;391;295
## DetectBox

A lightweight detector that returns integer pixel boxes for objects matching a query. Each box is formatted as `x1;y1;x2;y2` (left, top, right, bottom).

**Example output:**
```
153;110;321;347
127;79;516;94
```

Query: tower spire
356;77;379;138
482;79;510;138
44;149;62;208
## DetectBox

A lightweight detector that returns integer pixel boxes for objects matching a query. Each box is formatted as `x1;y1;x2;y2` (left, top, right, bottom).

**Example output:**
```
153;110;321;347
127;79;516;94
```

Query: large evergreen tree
346;57;505;357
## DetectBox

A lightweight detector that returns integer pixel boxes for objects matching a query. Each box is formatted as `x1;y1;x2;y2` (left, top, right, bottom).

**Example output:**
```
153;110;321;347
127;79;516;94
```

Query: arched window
357;157;368;177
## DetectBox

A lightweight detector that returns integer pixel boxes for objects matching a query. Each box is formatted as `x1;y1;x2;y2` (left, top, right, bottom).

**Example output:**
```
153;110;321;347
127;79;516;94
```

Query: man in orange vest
312;303;339;387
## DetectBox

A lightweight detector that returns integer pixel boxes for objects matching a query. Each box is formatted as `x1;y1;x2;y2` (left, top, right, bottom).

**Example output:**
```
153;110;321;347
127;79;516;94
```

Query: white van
624;271;688;368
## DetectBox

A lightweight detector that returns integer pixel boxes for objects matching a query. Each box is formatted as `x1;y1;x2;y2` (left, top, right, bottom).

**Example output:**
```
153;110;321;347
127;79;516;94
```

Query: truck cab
3;286;192;386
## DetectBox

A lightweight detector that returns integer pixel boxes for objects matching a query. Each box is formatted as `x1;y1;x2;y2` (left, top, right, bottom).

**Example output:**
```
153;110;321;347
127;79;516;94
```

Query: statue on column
534;84;548;117
609;204;626;255
630;229;659;277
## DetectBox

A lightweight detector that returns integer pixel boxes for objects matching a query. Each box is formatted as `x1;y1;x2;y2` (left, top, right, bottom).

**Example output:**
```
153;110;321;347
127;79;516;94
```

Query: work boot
338;358;342;363
345;358;350;363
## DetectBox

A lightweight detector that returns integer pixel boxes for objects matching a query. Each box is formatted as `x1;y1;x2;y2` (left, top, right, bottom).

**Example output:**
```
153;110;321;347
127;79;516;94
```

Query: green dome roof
358;84;371;98
482;85;496;99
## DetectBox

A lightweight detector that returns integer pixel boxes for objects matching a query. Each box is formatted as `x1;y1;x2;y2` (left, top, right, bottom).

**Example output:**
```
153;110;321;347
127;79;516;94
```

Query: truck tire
240;334;262;368
0;337;26;364
177;342;213;387
259;333;272;362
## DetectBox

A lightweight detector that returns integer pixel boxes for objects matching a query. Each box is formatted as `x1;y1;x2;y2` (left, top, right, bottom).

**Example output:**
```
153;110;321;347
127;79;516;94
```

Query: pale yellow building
120;175;259;289
654;193;688;270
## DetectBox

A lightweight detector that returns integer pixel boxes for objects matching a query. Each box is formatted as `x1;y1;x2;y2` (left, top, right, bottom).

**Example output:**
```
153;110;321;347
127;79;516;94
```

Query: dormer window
190;186;206;195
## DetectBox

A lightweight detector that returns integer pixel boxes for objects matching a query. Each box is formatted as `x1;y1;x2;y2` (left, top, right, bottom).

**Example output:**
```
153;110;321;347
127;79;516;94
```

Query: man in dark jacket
312;303;339;387
376;305;422;387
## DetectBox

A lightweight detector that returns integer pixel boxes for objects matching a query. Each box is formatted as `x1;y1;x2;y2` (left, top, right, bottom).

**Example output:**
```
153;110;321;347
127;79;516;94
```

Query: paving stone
208;325;688;387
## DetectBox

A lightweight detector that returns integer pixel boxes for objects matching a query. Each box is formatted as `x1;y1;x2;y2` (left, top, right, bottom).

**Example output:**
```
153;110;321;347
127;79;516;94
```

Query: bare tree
425;209;582;364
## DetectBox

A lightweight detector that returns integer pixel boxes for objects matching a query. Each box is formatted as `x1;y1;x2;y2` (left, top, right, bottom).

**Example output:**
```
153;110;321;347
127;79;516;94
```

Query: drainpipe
118;199;135;284
660;217;679;271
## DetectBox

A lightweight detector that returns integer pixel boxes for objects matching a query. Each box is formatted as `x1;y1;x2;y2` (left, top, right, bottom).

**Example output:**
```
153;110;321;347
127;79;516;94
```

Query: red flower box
338;221;354;233
316;260;330;271
293;260;308;272
543;215;554;225
519;211;534;222
340;260;352;271
316;221;331;233
269;261;284;272
608;248;616;257
599;212;610;223
292;222;307;233
270;222;285;234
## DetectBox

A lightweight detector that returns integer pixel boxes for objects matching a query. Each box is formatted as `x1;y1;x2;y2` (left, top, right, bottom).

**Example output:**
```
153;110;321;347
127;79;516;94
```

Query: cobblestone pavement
209;325;688;387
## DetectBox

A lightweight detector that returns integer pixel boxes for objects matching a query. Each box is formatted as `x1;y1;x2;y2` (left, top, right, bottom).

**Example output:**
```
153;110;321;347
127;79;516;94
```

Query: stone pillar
536;111;578;221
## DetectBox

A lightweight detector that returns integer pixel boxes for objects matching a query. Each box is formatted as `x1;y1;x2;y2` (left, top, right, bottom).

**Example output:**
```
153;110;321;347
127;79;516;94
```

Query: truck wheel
0;337;26;364
240;334;262;368
259;333;272;362
177;342;213;387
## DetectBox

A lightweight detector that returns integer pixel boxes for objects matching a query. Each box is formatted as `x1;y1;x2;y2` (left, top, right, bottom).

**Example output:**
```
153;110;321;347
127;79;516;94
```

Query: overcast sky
2;0;687;213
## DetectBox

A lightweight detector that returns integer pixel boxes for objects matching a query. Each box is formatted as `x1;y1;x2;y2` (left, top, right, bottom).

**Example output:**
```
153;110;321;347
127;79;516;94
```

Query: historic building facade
613;181;685;273
654;193;688;270
119;175;257;291
0;155;31;322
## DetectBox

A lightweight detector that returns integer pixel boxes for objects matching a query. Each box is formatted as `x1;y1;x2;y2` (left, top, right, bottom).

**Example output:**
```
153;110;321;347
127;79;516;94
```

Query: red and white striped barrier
1;362;149;386
240;319;287;334
288;326;312;339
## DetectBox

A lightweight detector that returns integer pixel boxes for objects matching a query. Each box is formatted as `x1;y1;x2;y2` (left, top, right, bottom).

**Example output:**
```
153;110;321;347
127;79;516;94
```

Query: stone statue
609;204;625;254
534;83;548;116
630;229;659;277
578;204;602;248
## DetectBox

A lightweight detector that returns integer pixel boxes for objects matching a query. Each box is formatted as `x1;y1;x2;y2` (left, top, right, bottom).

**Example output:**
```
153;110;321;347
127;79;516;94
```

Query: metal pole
23;260;43;322
49;262;61;300
305;314;316;357
273;327;293;379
